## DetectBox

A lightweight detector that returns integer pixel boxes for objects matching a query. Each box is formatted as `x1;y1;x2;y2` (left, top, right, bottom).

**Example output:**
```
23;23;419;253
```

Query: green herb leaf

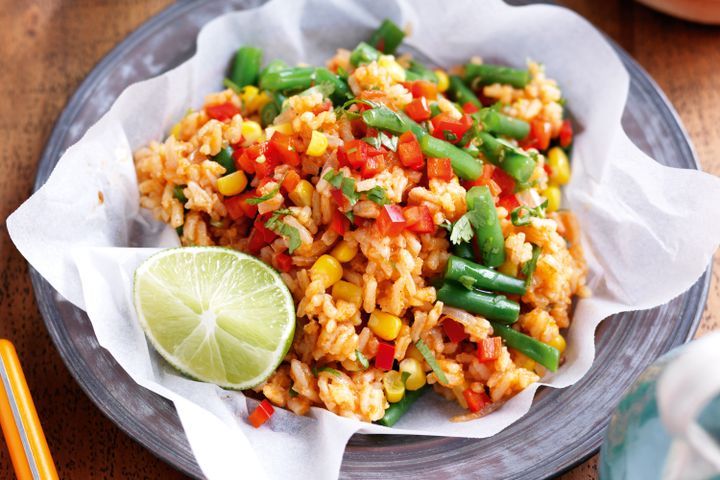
319;367;342;377
443;130;458;142
449;214;474;245
223;78;242;94
510;202;547;226
438;219;453;233
336;66;349;81
289;388;299;397
356;350;369;369
362;136;382;149
415;339;448;384
378;132;398;152
173;185;187;203
521;244;542;288
366;186;389;205
311;366;318;377
458;275;476;290
246;183;282;205
323;169;344;188
265;209;302;254
324;169;359;209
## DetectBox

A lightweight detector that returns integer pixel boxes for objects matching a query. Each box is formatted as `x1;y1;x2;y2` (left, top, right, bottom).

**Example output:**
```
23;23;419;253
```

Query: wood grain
0;1;716;479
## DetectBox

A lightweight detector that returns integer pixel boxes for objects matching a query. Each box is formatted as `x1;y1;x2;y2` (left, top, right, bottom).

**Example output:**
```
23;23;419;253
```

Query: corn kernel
170;122;182;139
273;122;294;135
498;258;518;277
547;334;566;353
241;121;263;145
368;311;402;341
547;147;571;185
544;185;562;212
405;344;429;369
310;254;343;289
332;281;362;306
330;240;358;263
399;358;426;391
246;90;271;114
378;55;406;82
306;131;329;157
383;370;406;403
512;351;536;371
434;69;450;93
217;171;248;196
289;180;314;207
240;86;259;110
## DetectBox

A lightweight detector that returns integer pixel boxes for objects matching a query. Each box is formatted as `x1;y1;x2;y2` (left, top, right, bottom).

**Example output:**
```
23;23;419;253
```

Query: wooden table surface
0;1;717;478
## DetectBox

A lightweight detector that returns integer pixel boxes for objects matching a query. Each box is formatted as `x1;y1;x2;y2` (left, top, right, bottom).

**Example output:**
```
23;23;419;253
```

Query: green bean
314;67;352;105
259;67;316;92
436;281;520;324
449;75;481;109
464;63;530;89
259;91;285;127
368;19;405;54
476;109;530;140
452;242;475;261
361;106;425;138
350;42;381;66
259;59;288;85
405;60;438;83
230;46;262;88
419;135;482;180
376;386;429;427
173;185;187;204
490;322;560;372
476;131;535;184
445;255;526;295
466;186;505;267
211;146;236;174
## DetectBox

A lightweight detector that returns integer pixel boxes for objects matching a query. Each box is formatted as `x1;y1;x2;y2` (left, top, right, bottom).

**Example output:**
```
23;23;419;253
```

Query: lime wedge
133;247;295;389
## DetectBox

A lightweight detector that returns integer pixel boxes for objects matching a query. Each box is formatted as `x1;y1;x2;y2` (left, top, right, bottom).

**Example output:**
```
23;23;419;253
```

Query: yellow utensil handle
0;339;58;480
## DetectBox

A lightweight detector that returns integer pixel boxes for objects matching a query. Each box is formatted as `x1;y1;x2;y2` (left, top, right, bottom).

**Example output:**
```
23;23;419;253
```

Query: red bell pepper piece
281;170;301;193
360;151;386;178
233;150;255;175
522;119;552;151
225;192;259;220
462;102;480;114
559;119;573;148
344;139;368;170
331;188;350;212
406;80;438;100
477;337;502;363
275;252;293;273
431;113;472;144
403;205;435;234
497;194;519;212
442;317;468;343
405;97;432;122
375;342;395;370
463;388;491;413
330;210;350;235
248;399;275;428
376;205;406;236
336;145;349;167
268;131;300;167
397;131;424;170
247;228;265;254
206;102;240;121
463;163;495;189
491;167;516;194
427;158;453;181
254;216;278;243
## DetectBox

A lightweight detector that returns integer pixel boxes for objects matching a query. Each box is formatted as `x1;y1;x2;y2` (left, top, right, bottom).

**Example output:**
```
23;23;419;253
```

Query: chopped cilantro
265;209;301;254
246;182;282;205
449;214;474;245
366;186;389;205
510;201;547;226
355;350;369;370
521;244;542;288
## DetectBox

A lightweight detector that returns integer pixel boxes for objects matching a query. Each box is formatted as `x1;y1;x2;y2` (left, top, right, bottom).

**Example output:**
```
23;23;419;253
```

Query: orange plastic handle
0;339;58;479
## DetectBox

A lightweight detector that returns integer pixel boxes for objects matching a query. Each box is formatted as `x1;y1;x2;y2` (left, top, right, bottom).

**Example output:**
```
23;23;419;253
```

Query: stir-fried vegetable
376;386;429;426
444;255;526;295
489;322;560;372
464;63;530;89
368;19;405;54
230;46;263;88
465;186;505;267
436;281;520;324
477;131;536;184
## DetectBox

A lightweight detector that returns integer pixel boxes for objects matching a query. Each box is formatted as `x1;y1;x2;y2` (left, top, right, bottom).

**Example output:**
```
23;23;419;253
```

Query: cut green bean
490;322;560;372
314;67;352;104
259;59;288;85
259;91;285;127
477;109;530;140
230;46;263;88
436;281;520;324
466;186;505;267
449;75;482;109
259;67;316;92
420;135;483;180
211;146;236;174
452;242;475;261
350;42;382;66
173;185;187;204
368;19;405;54
445;255;526;295
465;63;530;89
405;60;438;83
361;106;425;138
376;386;428;426
476;131;535;184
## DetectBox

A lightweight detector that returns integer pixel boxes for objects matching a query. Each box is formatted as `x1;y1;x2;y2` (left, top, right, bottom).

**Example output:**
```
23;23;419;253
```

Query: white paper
8;0;720;478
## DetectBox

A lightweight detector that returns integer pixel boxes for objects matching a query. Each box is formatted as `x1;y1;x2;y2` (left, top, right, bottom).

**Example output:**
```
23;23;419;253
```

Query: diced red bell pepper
442;317;468;343
477;337;503;363
336;145;349;167
281;170;301;193
397;131;424;170
344;139;368;170
462;102;480;114
254;216;278;243
403;205;435;234
206;102;240;121
375;342;395;370
431;113;473;144
543;163;553;177
497;194;519;212
376;205;406;236
360;151;386;178
427;157;453;181
522;119;552;151
491;167;516;194
248;399;275;428
247;228;265;254
331;188;350;212
268;131;300;167
234;150;255;175
225;192;258;220
463;388;491;413
463;163;496;189
330;210;350;235
406;80;438;100
559;119;573;148
245;142;277;179
405;97;432;122
275;252;293;273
